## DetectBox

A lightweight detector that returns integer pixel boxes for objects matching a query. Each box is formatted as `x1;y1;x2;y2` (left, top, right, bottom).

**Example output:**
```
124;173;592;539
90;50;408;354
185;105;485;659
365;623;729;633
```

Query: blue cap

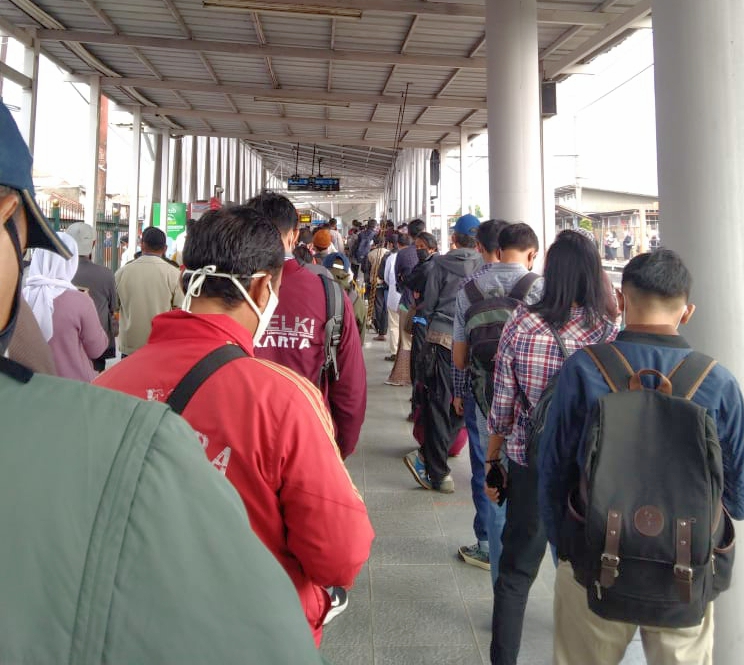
323;251;351;272
450;214;480;237
0;101;71;257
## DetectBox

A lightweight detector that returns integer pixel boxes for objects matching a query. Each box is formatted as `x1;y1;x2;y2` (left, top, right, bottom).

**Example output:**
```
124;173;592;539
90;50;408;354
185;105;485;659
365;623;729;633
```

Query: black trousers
373;287;388;335
410;322;427;410
421;342;463;483
490;459;547;665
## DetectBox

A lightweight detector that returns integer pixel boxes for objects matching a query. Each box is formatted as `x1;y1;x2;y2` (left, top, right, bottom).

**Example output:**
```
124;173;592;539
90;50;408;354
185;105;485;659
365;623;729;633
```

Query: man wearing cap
404;214;482;493
115;225;184;357
66;222;118;372
0;100;329;663
323;251;366;341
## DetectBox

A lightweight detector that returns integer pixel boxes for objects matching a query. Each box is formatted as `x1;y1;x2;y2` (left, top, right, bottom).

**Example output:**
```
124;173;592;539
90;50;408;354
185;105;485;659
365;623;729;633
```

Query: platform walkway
321;341;646;665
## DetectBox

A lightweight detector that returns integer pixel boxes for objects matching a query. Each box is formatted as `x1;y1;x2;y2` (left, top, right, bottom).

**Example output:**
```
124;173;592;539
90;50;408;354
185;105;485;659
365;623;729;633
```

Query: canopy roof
0;0;651;191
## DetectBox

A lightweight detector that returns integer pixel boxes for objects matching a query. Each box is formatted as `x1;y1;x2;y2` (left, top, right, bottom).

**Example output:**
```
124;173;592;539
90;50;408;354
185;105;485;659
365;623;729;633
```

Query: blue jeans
476;406;507;590
464;393;489;545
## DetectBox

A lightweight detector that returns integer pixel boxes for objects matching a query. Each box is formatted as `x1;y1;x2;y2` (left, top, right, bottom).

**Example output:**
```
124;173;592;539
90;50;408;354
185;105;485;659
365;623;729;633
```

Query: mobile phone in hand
486;462;508;506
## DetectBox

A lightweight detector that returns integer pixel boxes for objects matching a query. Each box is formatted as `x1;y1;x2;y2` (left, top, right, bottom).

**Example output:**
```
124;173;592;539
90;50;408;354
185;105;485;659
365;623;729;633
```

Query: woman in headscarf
23;232;108;382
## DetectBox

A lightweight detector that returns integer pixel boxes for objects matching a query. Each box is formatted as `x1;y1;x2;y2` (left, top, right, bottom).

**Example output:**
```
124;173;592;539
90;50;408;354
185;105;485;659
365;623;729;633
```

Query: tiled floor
321;342;646;665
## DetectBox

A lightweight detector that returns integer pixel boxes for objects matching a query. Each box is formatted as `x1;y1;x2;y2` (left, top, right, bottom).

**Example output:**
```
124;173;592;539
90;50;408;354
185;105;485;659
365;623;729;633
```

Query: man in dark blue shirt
539;249;744;665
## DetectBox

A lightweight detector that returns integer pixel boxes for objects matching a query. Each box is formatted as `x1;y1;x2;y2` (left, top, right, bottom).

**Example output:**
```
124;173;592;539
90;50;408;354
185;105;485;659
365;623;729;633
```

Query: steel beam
36;29;487;69
138;105;470;135
544;0;652;80
98;76;486;110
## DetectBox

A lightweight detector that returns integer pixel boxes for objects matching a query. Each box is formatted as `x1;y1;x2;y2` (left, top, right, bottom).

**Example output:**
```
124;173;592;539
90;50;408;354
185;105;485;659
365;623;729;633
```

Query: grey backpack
562;344;736;628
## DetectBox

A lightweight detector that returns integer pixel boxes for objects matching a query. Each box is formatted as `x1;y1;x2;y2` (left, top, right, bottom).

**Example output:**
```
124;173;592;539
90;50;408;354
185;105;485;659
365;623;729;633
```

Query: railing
40;200;130;272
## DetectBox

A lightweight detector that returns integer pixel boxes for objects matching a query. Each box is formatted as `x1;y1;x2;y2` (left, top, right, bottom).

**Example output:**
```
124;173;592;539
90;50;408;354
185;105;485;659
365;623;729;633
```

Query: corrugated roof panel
179;90;236;112
328;63;391;95
326;105;377;122
201;53;278;86
259;13;332;49
404;16;485;58
385;65;454;97
132;48;214;81
63;43;151;78
334;13;412;52
269;57;329;89
18;1;110;31
438;70;487;98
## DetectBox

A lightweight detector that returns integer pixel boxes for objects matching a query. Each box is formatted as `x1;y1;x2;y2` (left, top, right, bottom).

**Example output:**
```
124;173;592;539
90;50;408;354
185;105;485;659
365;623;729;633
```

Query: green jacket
0;358;328;665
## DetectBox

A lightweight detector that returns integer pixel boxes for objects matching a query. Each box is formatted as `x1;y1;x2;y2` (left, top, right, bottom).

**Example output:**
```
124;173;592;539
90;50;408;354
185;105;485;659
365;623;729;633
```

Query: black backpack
318;274;345;387
463;272;539;417
561;344;735;628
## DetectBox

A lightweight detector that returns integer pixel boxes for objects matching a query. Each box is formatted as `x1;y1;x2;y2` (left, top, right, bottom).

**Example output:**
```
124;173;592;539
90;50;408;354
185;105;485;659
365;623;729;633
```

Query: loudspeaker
541;81;557;117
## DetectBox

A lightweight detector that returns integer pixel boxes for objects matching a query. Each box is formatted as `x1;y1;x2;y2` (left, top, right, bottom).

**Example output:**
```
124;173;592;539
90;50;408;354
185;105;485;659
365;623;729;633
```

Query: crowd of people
3;98;744;665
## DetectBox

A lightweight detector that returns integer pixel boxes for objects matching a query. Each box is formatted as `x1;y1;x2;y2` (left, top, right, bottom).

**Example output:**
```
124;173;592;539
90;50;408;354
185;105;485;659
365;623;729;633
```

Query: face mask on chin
0;217;24;355
182;266;279;345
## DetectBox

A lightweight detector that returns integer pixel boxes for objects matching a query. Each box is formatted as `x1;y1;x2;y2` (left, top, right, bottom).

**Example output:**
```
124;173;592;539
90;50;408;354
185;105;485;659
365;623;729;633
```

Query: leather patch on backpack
634;505;665;537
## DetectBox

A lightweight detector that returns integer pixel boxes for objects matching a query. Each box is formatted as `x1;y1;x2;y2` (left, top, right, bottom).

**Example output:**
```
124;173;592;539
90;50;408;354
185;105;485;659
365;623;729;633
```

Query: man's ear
616;289;626;313
0;193;20;224
248;273;273;309
527;249;538;270
680;303;696;326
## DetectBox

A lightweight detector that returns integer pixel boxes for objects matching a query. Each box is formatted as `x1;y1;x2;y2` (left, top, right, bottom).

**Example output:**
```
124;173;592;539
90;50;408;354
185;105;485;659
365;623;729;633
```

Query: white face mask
182;265;279;345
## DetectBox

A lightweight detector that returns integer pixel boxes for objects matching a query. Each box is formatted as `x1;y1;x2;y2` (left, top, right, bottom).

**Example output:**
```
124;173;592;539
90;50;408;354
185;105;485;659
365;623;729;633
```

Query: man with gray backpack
452;221;541;578
539;249;744;664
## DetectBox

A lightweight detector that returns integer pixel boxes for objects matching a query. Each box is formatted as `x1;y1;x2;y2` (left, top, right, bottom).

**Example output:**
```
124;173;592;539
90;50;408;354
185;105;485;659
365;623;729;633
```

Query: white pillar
460;126;468;216
19;34;39;154
652;4;744;662
541;116;557;254
129;106;141;247
159;129;170;230
439;146;449;250
485;0;543;238
85;76;102;229
424;149;431;228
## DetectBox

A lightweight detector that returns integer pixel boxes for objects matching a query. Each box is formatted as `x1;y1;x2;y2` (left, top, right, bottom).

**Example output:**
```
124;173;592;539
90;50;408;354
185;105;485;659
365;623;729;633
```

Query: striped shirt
488;304;617;466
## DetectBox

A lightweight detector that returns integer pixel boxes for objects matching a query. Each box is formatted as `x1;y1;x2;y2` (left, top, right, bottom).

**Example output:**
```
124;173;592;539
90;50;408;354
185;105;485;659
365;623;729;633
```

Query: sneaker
403;451;455;493
323;586;349;625
458;544;491;570
373;335;387;341
384;354;396;362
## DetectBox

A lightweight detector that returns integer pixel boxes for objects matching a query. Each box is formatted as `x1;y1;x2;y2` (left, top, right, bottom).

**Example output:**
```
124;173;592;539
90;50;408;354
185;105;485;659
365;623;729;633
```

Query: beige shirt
115;255;184;355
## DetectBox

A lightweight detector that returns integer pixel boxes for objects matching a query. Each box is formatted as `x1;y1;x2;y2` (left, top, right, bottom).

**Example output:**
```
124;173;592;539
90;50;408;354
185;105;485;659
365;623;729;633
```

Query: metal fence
38;200;130;272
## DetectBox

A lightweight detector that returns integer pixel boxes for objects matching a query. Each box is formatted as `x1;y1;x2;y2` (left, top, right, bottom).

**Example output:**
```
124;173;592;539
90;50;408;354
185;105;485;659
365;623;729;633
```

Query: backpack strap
319;274;344;385
547;324;571;360
508;271;540;302
166;344;248;415
667;351;717;400
584;343;634;393
464;279;485;306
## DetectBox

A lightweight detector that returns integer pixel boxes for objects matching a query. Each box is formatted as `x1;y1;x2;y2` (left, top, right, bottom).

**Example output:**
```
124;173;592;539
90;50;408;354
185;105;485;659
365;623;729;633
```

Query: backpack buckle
673;564;693;582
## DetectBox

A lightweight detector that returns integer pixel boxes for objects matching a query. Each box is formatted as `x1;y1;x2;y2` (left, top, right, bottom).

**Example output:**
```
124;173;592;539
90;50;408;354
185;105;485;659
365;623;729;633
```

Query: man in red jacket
95;205;374;645
248;192;367;458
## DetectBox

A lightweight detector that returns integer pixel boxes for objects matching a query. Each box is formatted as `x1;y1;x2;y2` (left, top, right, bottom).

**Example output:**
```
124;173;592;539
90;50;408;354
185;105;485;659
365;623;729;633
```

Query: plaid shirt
488;304;617;466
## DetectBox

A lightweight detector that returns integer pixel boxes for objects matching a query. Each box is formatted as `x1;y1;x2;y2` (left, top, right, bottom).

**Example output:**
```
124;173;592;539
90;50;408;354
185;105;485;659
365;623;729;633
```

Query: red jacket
254;259;367;457
95;311;374;645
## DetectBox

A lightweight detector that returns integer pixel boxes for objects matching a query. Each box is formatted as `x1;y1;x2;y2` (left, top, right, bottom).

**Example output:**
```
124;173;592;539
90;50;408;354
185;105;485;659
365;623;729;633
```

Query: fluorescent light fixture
254;96;351;108
203;1;363;19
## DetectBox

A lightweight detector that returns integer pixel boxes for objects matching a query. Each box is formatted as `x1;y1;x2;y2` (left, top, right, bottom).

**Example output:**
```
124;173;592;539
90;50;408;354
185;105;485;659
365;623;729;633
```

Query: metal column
129;106;141;247
651;4;744;659
85;76;102;229
19;32;39;154
159;129;170;230
485;0;543;237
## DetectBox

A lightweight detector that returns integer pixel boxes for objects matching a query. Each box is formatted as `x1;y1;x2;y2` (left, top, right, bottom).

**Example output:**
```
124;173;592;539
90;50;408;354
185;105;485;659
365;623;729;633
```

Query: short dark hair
142;226;166;251
297;227;313;245
417;231;437;251
497;222;539;253
367;219;377;230
182;205;284;309
397;234;411;248
530;230;607;328
408;219;425;238
329;218;337;228
476;219;511;253
453;232;477;248
622;249;692;302
245;190;298;235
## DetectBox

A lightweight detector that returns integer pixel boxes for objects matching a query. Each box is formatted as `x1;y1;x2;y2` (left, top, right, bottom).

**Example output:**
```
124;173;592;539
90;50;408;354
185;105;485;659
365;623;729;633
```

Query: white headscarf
23;232;79;342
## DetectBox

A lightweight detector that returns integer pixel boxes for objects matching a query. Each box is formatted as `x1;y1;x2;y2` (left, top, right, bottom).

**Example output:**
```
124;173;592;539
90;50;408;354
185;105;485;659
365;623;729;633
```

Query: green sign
152;202;187;241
